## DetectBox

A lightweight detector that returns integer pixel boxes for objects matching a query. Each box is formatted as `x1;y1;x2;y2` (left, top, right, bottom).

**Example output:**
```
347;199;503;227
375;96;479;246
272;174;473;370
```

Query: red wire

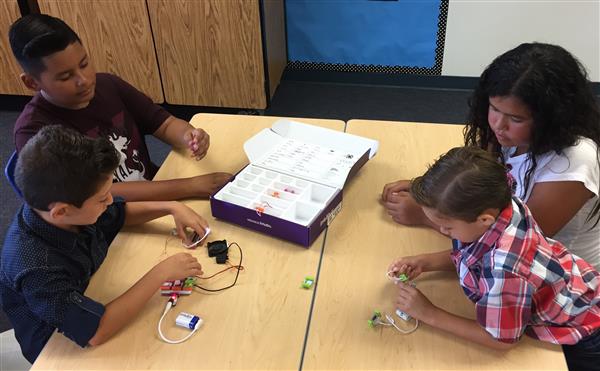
195;262;244;280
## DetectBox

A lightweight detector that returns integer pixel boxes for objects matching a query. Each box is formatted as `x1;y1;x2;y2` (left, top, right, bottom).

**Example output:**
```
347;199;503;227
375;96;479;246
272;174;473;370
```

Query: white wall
442;0;600;82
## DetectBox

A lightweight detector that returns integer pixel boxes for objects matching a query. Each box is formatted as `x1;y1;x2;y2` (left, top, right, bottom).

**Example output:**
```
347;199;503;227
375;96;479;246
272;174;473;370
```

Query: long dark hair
410;147;512;222
464;42;600;225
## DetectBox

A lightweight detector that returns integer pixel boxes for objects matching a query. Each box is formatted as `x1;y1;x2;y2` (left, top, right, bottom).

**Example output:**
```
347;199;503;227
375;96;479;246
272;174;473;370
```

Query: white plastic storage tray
213;165;337;226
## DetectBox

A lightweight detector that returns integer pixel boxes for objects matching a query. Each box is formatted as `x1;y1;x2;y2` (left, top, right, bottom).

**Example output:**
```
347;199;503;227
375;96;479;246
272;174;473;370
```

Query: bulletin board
286;0;448;75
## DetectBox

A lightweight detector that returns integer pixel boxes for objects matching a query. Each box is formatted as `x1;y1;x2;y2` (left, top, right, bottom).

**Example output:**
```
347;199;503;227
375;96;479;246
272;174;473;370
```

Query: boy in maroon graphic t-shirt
9;14;231;201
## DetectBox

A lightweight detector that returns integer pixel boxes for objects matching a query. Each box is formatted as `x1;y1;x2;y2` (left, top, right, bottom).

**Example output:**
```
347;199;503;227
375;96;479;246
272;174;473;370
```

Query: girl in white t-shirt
382;43;600;269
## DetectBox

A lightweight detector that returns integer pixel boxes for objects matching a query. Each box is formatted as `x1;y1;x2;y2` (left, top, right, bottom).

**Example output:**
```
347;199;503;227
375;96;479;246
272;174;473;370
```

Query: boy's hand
157;252;203;281
191;172;232;198
184;128;210;160
170;202;210;244
388;255;426;280
395;283;436;322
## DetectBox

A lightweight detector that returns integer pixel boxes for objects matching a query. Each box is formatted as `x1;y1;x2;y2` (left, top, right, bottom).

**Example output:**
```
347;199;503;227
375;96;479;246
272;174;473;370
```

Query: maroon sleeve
14;100;45;153
14;121;41;153
107;74;171;135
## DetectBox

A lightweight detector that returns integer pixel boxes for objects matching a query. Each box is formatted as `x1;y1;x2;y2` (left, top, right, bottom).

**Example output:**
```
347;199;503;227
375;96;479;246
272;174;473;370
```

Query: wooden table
31;114;345;370
31;116;567;370
301;119;567;370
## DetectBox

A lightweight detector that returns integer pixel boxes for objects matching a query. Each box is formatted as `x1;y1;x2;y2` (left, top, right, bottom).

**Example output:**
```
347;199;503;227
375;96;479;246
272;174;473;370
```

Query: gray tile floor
1;330;30;371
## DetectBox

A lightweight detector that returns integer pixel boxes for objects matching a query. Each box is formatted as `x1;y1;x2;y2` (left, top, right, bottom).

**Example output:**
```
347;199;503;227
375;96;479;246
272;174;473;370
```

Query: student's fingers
397;282;417;296
185;260;203;276
176;212;209;241
382;181;398;201
183;129;194;142
384;202;407;221
170;254;203;277
400;265;418;280
177;207;209;236
382;182;397;202
194;134;210;159
190;133;200;148
175;224;188;243
191;129;208;147
193;148;208;161
196;131;209;148
384;200;400;213
187;130;208;159
190;266;204;277
191;223;210;246
386;191;411;204
383;193;411;212
194;214;209;231
382;180;410;201
184;254;203;268
395;290;410;306
186;129;202;147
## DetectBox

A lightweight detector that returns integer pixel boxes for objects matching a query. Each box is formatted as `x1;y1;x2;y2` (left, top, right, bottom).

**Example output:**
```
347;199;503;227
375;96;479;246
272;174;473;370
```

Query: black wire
194;242;243;292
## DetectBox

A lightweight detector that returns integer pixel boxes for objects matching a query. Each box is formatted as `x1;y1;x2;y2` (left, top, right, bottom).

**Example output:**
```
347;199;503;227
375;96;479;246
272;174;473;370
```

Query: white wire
158;302;200;344
386;270;401;283
384;313;419;334
181;228;211;249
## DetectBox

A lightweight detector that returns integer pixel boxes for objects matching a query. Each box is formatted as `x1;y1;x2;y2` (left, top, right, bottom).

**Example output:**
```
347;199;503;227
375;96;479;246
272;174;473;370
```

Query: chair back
5;151;23;198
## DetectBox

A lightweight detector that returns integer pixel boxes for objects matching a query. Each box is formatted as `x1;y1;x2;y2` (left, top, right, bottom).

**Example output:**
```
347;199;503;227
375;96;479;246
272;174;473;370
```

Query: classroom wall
442;0;600;82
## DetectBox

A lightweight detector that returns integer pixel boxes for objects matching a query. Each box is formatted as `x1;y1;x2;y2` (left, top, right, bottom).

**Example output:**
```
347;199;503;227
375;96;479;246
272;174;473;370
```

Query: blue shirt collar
21;204;93;250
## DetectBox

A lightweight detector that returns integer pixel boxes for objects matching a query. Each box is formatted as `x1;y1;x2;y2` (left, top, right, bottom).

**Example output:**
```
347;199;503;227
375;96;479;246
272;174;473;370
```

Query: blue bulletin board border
286;0;449;76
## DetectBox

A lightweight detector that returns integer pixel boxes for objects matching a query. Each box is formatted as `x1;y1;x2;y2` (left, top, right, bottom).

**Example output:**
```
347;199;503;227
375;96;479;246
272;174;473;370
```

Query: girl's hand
395;283;437;322
381;180;431;226
382;179;411;202
170;202;209;244
388;255;426;280
156;252;203;281
183;128;210;160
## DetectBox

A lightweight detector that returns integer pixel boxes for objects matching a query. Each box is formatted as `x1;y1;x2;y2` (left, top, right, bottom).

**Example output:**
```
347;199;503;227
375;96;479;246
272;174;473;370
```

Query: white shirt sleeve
534;138;599;197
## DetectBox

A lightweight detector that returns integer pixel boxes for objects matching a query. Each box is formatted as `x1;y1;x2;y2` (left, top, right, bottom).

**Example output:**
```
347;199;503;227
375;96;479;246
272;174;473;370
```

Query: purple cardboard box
210;119;378;247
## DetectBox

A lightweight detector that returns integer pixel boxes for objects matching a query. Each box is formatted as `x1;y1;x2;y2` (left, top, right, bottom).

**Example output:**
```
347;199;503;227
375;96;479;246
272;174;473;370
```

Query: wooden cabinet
147;0;285;109
38;0;164;103
261;0;286;106
0;0;32;96
2;0;285;109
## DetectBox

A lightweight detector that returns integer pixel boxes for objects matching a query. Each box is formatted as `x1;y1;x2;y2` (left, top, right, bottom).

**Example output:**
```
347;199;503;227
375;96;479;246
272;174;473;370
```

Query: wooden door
147;0;266;109
0;0;31;96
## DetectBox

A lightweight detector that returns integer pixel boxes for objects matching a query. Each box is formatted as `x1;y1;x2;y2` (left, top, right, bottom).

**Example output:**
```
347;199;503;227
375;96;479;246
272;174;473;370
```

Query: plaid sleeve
475;270;534;343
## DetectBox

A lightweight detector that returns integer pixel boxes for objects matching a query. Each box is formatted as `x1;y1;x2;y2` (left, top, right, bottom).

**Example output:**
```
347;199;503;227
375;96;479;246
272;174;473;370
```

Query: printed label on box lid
244;119;378;189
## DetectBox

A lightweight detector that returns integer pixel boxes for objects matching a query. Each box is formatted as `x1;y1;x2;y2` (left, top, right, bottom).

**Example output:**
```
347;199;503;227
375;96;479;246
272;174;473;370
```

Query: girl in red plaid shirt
389;146;600;371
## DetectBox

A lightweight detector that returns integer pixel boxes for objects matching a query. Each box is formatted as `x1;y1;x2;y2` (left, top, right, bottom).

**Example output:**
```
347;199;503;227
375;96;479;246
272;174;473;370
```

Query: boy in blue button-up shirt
0;125;208;363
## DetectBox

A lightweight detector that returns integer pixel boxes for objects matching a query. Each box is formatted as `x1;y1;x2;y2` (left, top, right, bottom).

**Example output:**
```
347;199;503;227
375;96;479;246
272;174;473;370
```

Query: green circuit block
397;273;409;282
301;276;315;289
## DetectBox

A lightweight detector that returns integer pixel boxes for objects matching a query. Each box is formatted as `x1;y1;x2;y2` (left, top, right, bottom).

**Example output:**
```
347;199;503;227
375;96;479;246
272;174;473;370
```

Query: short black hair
16;126;119;211
9;14;81;76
